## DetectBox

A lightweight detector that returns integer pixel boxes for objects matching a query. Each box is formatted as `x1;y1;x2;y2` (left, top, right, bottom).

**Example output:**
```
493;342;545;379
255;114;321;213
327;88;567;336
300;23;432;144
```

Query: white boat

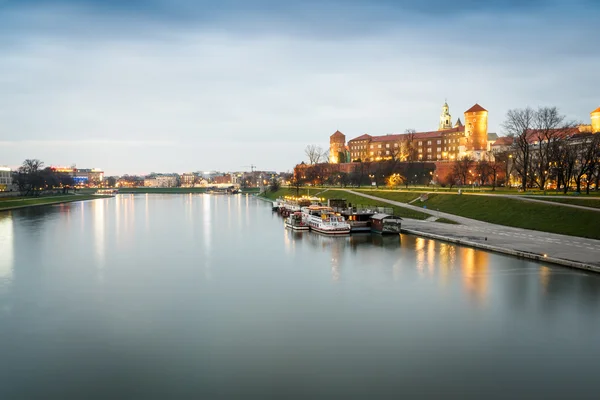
284;212;309;231
301;206;351;235
94;189;118;196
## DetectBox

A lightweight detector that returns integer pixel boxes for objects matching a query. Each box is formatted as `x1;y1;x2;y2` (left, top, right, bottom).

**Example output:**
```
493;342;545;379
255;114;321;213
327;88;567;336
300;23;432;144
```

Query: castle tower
438;101;453;130
329;130;346;164
464;104;488;151
591;107;600;133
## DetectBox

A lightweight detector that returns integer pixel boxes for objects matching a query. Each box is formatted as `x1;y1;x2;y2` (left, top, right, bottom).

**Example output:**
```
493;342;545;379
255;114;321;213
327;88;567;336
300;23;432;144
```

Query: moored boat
370;213;402;234
301;205;351;235
340;209;376;233
284;212;309;231
94;188;118;196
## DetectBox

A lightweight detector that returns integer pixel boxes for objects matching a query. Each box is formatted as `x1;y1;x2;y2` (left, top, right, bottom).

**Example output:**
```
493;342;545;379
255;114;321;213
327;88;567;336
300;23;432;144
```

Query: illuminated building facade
144;175;178;187
336;102;492;163
50;166;104;185
0;166;12;191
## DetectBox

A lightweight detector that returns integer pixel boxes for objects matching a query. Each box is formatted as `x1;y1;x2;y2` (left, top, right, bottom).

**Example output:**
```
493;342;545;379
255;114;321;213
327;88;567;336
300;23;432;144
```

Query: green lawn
376;192;600;240
0;194;111;211
531;197;600;209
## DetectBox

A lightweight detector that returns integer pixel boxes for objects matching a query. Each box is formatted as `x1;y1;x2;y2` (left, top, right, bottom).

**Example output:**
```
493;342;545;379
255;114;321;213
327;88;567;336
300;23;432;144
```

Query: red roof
524;127;582;143
591;107;600;114
349;134;372;141
330;130;345;138
465;103;487;113
350;126;464;143
492;136;513;146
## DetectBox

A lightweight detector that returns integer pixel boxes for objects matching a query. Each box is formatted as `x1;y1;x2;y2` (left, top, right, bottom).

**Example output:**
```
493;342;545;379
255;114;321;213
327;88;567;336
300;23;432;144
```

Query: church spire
438;100;452;131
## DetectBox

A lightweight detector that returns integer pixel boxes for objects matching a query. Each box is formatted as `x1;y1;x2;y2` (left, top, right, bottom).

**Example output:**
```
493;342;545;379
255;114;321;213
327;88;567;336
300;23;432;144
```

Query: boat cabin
370;213;402;234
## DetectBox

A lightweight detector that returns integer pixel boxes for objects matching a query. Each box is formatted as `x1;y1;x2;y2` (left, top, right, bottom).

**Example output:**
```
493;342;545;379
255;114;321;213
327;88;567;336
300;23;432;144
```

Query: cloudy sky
1;0;599;175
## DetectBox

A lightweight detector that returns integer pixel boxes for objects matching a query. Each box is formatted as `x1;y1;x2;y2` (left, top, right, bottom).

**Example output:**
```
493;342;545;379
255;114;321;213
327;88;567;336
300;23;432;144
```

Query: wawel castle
329;103;600;164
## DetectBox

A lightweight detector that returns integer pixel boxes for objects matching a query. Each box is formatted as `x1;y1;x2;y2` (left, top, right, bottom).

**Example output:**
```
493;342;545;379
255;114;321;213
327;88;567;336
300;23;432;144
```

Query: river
1;194;599;398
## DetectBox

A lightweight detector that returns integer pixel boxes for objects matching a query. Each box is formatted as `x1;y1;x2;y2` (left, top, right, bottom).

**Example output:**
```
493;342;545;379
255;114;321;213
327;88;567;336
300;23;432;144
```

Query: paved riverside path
344;190;600;271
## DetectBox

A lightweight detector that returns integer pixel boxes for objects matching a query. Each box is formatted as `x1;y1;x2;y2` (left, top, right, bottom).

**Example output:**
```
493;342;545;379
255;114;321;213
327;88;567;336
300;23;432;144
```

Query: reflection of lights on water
0;214;14;284
427;239;435;275
93;200;106;284
460;247;489;305
539;266;551;291
415;237;425;273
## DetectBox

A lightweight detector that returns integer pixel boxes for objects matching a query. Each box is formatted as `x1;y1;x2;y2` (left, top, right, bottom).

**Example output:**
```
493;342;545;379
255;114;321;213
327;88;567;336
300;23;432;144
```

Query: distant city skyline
1;0;599;175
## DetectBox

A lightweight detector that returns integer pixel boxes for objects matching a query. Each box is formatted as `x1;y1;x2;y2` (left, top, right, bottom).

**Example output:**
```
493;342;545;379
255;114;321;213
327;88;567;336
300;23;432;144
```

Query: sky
1;0;599;175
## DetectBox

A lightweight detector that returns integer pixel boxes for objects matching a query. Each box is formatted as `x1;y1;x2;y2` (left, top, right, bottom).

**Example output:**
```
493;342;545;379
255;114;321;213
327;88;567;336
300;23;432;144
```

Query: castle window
386;151;390;155
437;147;441;152
370;151;374;156
437;140;441;144
427;140;431;145
394;143;398;147
418;148;423;153
427;155;432;160
386;144;390;148
427;148;432;153
370;145;373;149
378;144;382;148
418;141;422;146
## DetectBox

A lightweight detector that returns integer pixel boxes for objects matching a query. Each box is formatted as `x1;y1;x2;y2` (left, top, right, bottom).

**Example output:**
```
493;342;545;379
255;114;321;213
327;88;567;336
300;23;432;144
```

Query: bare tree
305;145;326;164
487;160;504;190
452;156;474;186
573;133;600;193
503;107;535;191
551;137;578;194
402;129;416;162
530;107;576;190
475;160;490;186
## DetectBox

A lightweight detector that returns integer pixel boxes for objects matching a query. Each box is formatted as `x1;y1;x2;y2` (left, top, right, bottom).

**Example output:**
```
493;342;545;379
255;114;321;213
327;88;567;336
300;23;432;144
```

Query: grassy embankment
366;190;600;240
259;188;440;221
0;194;112;211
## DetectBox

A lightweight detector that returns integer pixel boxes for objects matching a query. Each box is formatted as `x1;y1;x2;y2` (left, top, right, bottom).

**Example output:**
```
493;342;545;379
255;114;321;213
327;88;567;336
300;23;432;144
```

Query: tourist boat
370;213;402;234
94;188;118;196
301;206;351;235
339;209;376;233
284;212;309;231
277;196;312;214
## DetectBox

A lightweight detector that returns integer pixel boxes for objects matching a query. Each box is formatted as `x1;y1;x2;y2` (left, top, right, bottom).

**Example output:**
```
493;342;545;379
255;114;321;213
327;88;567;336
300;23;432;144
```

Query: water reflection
0;213;14;285
460;247;489;305
1;196;600;399
93;200;106;267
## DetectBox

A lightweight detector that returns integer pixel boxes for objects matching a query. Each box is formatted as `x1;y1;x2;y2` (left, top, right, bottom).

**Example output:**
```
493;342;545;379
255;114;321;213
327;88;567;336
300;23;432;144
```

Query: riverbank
0;194;113;212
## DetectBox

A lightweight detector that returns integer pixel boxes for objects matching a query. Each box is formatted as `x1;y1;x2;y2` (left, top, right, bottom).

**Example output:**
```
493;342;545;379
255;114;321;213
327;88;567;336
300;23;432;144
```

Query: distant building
180;173;197;187
0;166;12;191
213;174;232;185
50;166;104;185
144;175;178;187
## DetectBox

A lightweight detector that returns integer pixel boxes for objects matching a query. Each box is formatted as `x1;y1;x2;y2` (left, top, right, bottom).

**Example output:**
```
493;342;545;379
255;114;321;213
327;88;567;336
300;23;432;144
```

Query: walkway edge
401;228;600;274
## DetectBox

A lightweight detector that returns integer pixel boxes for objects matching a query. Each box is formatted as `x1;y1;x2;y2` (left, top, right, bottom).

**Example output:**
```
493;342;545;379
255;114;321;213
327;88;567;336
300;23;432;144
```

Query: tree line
13;159;75;196
503;106;600;193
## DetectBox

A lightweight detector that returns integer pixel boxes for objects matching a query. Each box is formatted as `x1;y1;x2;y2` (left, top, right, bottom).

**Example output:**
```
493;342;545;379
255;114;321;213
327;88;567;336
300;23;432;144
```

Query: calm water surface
1;194;599;399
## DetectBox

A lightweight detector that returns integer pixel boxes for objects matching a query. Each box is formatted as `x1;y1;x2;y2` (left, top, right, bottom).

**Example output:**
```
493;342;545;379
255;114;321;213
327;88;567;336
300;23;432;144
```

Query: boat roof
370;213;402;220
